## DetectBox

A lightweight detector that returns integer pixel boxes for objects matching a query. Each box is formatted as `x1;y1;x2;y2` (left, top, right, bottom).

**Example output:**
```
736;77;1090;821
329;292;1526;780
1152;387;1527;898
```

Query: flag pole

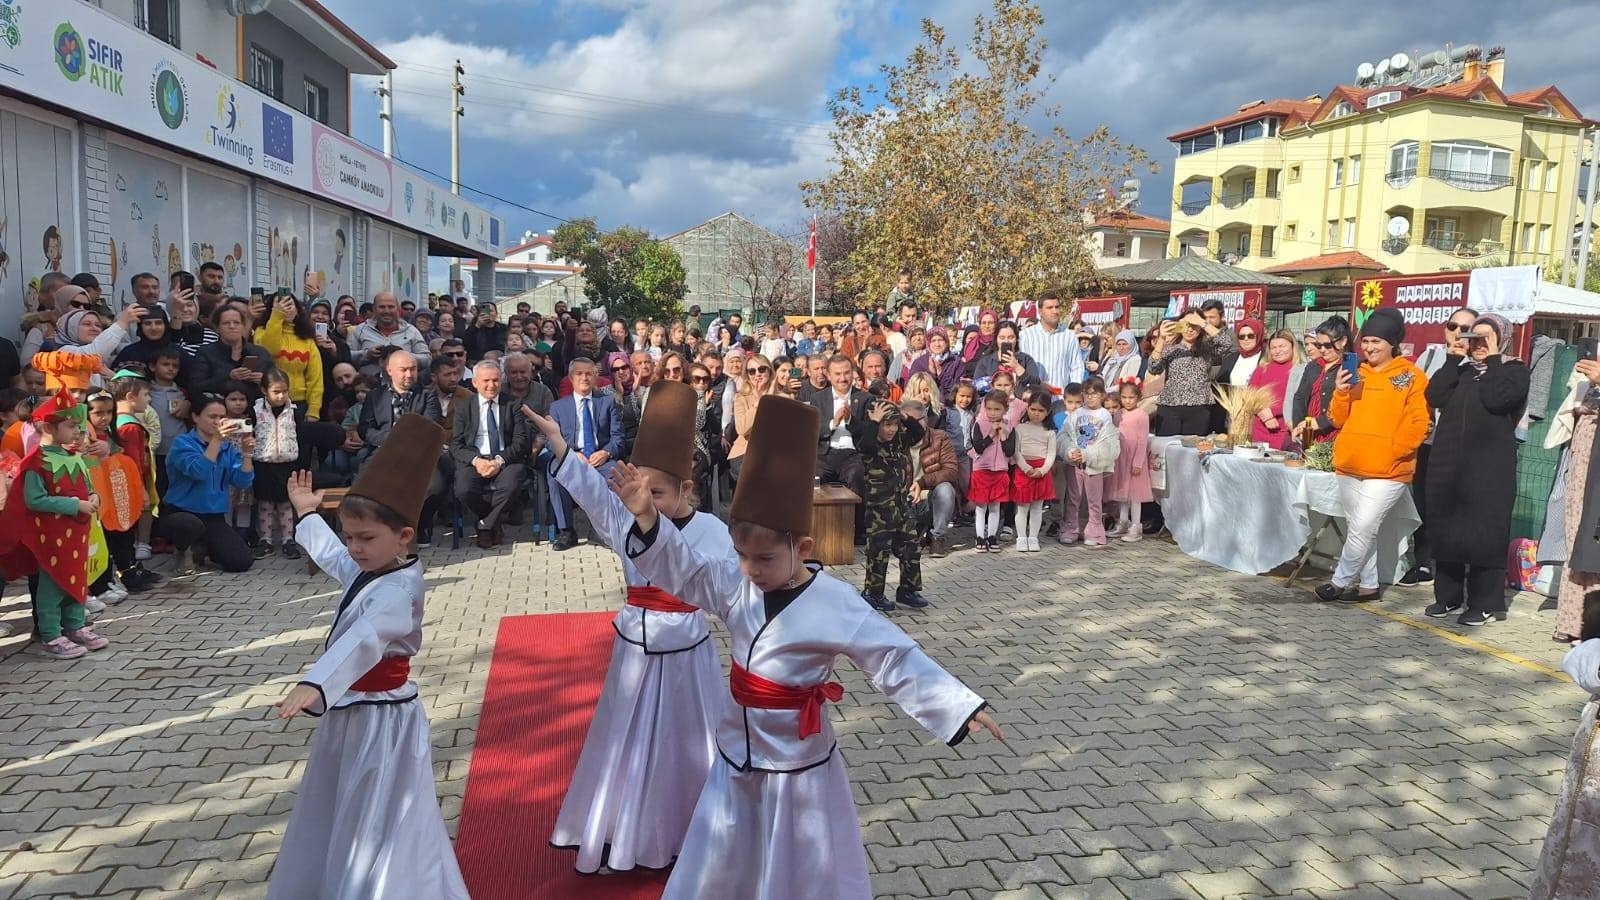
808;214;818;319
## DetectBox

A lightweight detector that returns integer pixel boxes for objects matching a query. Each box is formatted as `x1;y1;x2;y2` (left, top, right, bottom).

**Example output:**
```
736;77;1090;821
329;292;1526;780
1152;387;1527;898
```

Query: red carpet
456;612;670;899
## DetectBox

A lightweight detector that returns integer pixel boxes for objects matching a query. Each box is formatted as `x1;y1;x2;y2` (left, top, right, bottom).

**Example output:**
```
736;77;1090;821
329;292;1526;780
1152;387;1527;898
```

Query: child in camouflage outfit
851;397;928;613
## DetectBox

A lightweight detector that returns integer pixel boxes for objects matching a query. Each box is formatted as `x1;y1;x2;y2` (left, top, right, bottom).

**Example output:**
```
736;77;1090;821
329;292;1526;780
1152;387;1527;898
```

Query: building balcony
1427;166;1513;191
1179;199;1209;215
1386;167;1417;188
1421;233;1503;257
1219;191;1251;209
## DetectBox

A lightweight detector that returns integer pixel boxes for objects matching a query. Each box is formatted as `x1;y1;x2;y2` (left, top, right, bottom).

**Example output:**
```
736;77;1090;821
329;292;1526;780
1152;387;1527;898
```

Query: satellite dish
1387;216;1411;238
1356;62;1375;81
1390;52;1411;71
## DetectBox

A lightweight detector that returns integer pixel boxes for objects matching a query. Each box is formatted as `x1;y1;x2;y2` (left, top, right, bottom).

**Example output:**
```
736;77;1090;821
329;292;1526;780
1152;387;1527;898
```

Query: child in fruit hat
0;390;109;659
607;394;1004;900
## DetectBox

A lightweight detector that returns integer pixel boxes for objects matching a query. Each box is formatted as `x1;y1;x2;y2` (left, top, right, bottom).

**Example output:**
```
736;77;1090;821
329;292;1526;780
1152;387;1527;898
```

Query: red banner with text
1166;287;1266;327
1072;295;1133;330
1350;273;1469;360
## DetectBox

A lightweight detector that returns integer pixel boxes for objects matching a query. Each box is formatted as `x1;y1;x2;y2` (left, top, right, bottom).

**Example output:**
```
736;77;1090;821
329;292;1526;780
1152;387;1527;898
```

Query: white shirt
1020;320;1086;388
828;391;855;450
475;395;501;457
571;391;594;454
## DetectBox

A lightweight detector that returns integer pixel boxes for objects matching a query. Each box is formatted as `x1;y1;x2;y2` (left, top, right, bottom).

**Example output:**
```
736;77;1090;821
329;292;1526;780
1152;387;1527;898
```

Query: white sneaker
103;584;130;606
85;596;107;614
134;542;152;561
1120;529;1143;543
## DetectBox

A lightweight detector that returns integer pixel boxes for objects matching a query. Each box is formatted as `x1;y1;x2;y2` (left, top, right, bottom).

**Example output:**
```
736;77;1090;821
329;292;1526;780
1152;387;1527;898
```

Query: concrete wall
240;13;349;130
97;0;238;76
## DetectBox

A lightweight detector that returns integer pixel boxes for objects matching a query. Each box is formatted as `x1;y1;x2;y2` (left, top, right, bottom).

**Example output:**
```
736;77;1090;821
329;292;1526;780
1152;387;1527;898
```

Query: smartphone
168;397;182;415
315;322;329;339
1582;337;1600;360
249;286;265;302
178;272;196;293
241;355;261;371
1341;351;1362;384
789;366;803;381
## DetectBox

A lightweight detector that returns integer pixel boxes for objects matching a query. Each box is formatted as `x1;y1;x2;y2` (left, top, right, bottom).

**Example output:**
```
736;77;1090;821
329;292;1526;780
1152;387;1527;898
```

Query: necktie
581;397;597;455
486;401;502;456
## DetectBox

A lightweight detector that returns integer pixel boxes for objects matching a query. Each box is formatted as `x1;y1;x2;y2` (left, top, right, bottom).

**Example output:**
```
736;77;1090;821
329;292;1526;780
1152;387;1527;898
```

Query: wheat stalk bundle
1213;385;1275;447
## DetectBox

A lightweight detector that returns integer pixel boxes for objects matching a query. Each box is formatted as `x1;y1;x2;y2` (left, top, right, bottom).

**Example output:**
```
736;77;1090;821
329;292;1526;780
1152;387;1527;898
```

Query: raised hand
286;470;324;518
606;461;655;521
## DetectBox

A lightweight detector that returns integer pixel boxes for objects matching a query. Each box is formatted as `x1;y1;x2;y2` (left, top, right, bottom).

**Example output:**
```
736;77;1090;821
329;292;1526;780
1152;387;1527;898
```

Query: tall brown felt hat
348;413;446;527
630;380;696;482
728;395;819;537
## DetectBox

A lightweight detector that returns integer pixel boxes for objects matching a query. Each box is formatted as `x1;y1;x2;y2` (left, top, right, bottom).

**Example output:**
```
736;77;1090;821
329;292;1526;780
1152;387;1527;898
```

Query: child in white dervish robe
267;415;469;900
608;395;1004;900
531;381;734;873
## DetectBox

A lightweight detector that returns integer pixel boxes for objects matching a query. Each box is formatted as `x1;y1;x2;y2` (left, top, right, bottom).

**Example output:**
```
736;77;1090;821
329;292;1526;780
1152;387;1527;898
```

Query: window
1327;219;1341;249
1114;241;1128;258
1288;164;1302;183
1220;120;1268;146
1430;141;1512;187
304;78;330;124
1285;222;1298;240
1388;141;1419;178
141;0;180;48
1540;224;1553;253
1344;218;1356;248
1331;158;1344;187
1520;223;1536;252
1329;100;1355;119
1546;162;1559;192
1348;155;1361;185
250;45;283;100
1177;133;1218;156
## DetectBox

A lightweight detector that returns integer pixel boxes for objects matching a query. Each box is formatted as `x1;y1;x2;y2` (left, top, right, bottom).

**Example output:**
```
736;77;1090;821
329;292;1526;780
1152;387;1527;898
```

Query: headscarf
55;308;94;346
1468;313;1514;373
1100;328;1142;384
54;285;88;315
961;310;999;364
1234;318;1266;358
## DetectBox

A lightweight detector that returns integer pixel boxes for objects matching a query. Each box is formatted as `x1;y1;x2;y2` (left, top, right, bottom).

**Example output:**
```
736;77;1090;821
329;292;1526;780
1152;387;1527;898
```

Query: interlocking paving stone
0;526;1581;895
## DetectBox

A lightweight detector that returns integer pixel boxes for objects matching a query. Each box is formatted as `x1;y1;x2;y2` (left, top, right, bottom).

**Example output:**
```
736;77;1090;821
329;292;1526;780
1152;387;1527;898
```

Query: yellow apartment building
1164;48;1593;282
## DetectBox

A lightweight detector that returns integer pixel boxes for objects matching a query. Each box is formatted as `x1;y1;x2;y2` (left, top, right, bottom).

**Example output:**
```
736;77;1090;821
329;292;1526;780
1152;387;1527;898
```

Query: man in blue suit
547;357;623;550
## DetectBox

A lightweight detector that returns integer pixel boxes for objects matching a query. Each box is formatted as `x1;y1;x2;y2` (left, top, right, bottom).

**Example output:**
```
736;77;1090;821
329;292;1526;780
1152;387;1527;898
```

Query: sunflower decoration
1355;280;1384;329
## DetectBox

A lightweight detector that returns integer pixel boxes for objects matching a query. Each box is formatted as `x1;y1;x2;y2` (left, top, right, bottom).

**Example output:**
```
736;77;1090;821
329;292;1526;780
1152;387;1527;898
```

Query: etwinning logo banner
0;0;506;256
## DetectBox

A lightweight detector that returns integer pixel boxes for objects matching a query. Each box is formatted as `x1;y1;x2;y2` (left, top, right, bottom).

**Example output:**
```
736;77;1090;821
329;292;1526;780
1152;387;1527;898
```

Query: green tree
802;0;1152;312
1546;255;1600;293
550;217;688;321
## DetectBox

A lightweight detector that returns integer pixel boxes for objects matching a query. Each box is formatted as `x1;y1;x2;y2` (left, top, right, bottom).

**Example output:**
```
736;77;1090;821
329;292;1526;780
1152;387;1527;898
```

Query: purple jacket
905;350;964;402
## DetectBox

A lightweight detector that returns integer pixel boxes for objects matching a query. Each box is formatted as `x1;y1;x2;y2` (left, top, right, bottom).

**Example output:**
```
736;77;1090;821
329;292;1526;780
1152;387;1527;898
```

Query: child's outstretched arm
842;611;1003;747
276;586;415;719
287;470;360;588
610;461;742;620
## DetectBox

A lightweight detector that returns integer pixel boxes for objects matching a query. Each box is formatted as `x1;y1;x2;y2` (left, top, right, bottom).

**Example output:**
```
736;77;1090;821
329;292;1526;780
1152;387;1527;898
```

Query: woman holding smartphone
1423;314;1529;626
192;303;276;403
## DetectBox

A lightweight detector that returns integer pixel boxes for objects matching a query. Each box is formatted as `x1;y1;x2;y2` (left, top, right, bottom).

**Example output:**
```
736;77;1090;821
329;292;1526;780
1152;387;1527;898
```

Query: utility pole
450;59;465;195
377;71;394;158
1577;126;1599;290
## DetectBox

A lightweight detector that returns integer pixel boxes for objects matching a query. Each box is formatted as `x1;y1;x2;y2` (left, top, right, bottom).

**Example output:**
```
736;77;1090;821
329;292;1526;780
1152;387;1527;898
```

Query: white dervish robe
267;515;469;900
549;452;733;873
624;516;986;900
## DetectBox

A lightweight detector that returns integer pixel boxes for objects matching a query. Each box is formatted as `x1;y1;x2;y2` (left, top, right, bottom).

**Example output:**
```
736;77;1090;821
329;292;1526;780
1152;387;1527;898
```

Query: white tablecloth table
1152;437;1419;582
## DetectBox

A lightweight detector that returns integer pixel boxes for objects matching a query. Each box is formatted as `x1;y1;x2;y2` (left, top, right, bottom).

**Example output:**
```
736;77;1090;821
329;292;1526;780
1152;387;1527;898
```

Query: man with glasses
547;358;624;551
1403;306;1481;586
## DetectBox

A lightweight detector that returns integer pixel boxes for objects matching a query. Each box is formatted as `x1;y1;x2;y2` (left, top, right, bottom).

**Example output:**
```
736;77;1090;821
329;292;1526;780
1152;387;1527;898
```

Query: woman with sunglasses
724;354;777;485
1290;317;1354;447
687;362;718;505
1217;318;1267;389
657;351;688;384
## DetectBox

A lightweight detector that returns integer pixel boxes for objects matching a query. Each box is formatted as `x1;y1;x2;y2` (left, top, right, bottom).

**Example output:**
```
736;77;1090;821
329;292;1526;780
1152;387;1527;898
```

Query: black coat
1423;357;1530;568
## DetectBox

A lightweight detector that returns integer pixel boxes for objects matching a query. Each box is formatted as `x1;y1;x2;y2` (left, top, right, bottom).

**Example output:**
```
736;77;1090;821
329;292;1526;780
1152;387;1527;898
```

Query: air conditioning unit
1366;90;1403;110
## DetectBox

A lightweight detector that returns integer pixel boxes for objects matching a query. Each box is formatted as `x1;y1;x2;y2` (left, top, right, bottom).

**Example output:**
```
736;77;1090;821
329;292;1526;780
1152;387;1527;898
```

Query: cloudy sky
325;0;1600;249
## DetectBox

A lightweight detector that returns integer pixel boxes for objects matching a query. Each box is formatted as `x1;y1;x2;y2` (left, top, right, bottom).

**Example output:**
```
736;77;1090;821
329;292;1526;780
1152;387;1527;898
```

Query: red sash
350;656;411;692
626;585;698;614
729;662;844;740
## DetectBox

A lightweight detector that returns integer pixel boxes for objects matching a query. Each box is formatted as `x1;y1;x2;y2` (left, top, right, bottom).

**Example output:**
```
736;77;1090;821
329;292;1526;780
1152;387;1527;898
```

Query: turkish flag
807;218;817;271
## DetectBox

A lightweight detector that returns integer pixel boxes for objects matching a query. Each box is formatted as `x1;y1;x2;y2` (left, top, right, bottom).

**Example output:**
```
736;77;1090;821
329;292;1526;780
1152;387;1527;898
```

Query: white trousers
1332;476;1409;591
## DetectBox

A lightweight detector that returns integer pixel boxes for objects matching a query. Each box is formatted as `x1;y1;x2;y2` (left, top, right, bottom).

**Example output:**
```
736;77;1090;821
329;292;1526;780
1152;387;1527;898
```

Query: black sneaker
253;541;275;560
1424;602;1462;618
122;567;164;594
973;538;990;553
896;590;929;609
1339;589;1379;604
860;592;895;612
1457;610;1502;627
1399;565;1434;586
986;536;1000;552
281;540;303;560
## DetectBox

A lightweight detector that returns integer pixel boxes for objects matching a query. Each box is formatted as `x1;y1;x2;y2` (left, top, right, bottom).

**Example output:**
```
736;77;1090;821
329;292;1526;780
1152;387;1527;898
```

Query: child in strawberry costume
0;389;109;659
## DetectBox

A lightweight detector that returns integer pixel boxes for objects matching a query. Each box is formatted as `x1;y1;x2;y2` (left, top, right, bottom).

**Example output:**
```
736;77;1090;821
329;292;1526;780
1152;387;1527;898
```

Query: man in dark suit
807;354;871;538
357;351;440;466
547;357;623;551
451;359;531;548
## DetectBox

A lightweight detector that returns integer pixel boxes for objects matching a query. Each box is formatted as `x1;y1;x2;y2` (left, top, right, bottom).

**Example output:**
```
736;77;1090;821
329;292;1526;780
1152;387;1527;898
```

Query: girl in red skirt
1010;393;1058;552
967;389;1015;552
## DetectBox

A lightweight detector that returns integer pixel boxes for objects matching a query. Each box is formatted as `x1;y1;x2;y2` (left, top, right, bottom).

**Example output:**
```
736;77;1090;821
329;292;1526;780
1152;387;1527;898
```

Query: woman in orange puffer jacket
1317;307;1430;603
